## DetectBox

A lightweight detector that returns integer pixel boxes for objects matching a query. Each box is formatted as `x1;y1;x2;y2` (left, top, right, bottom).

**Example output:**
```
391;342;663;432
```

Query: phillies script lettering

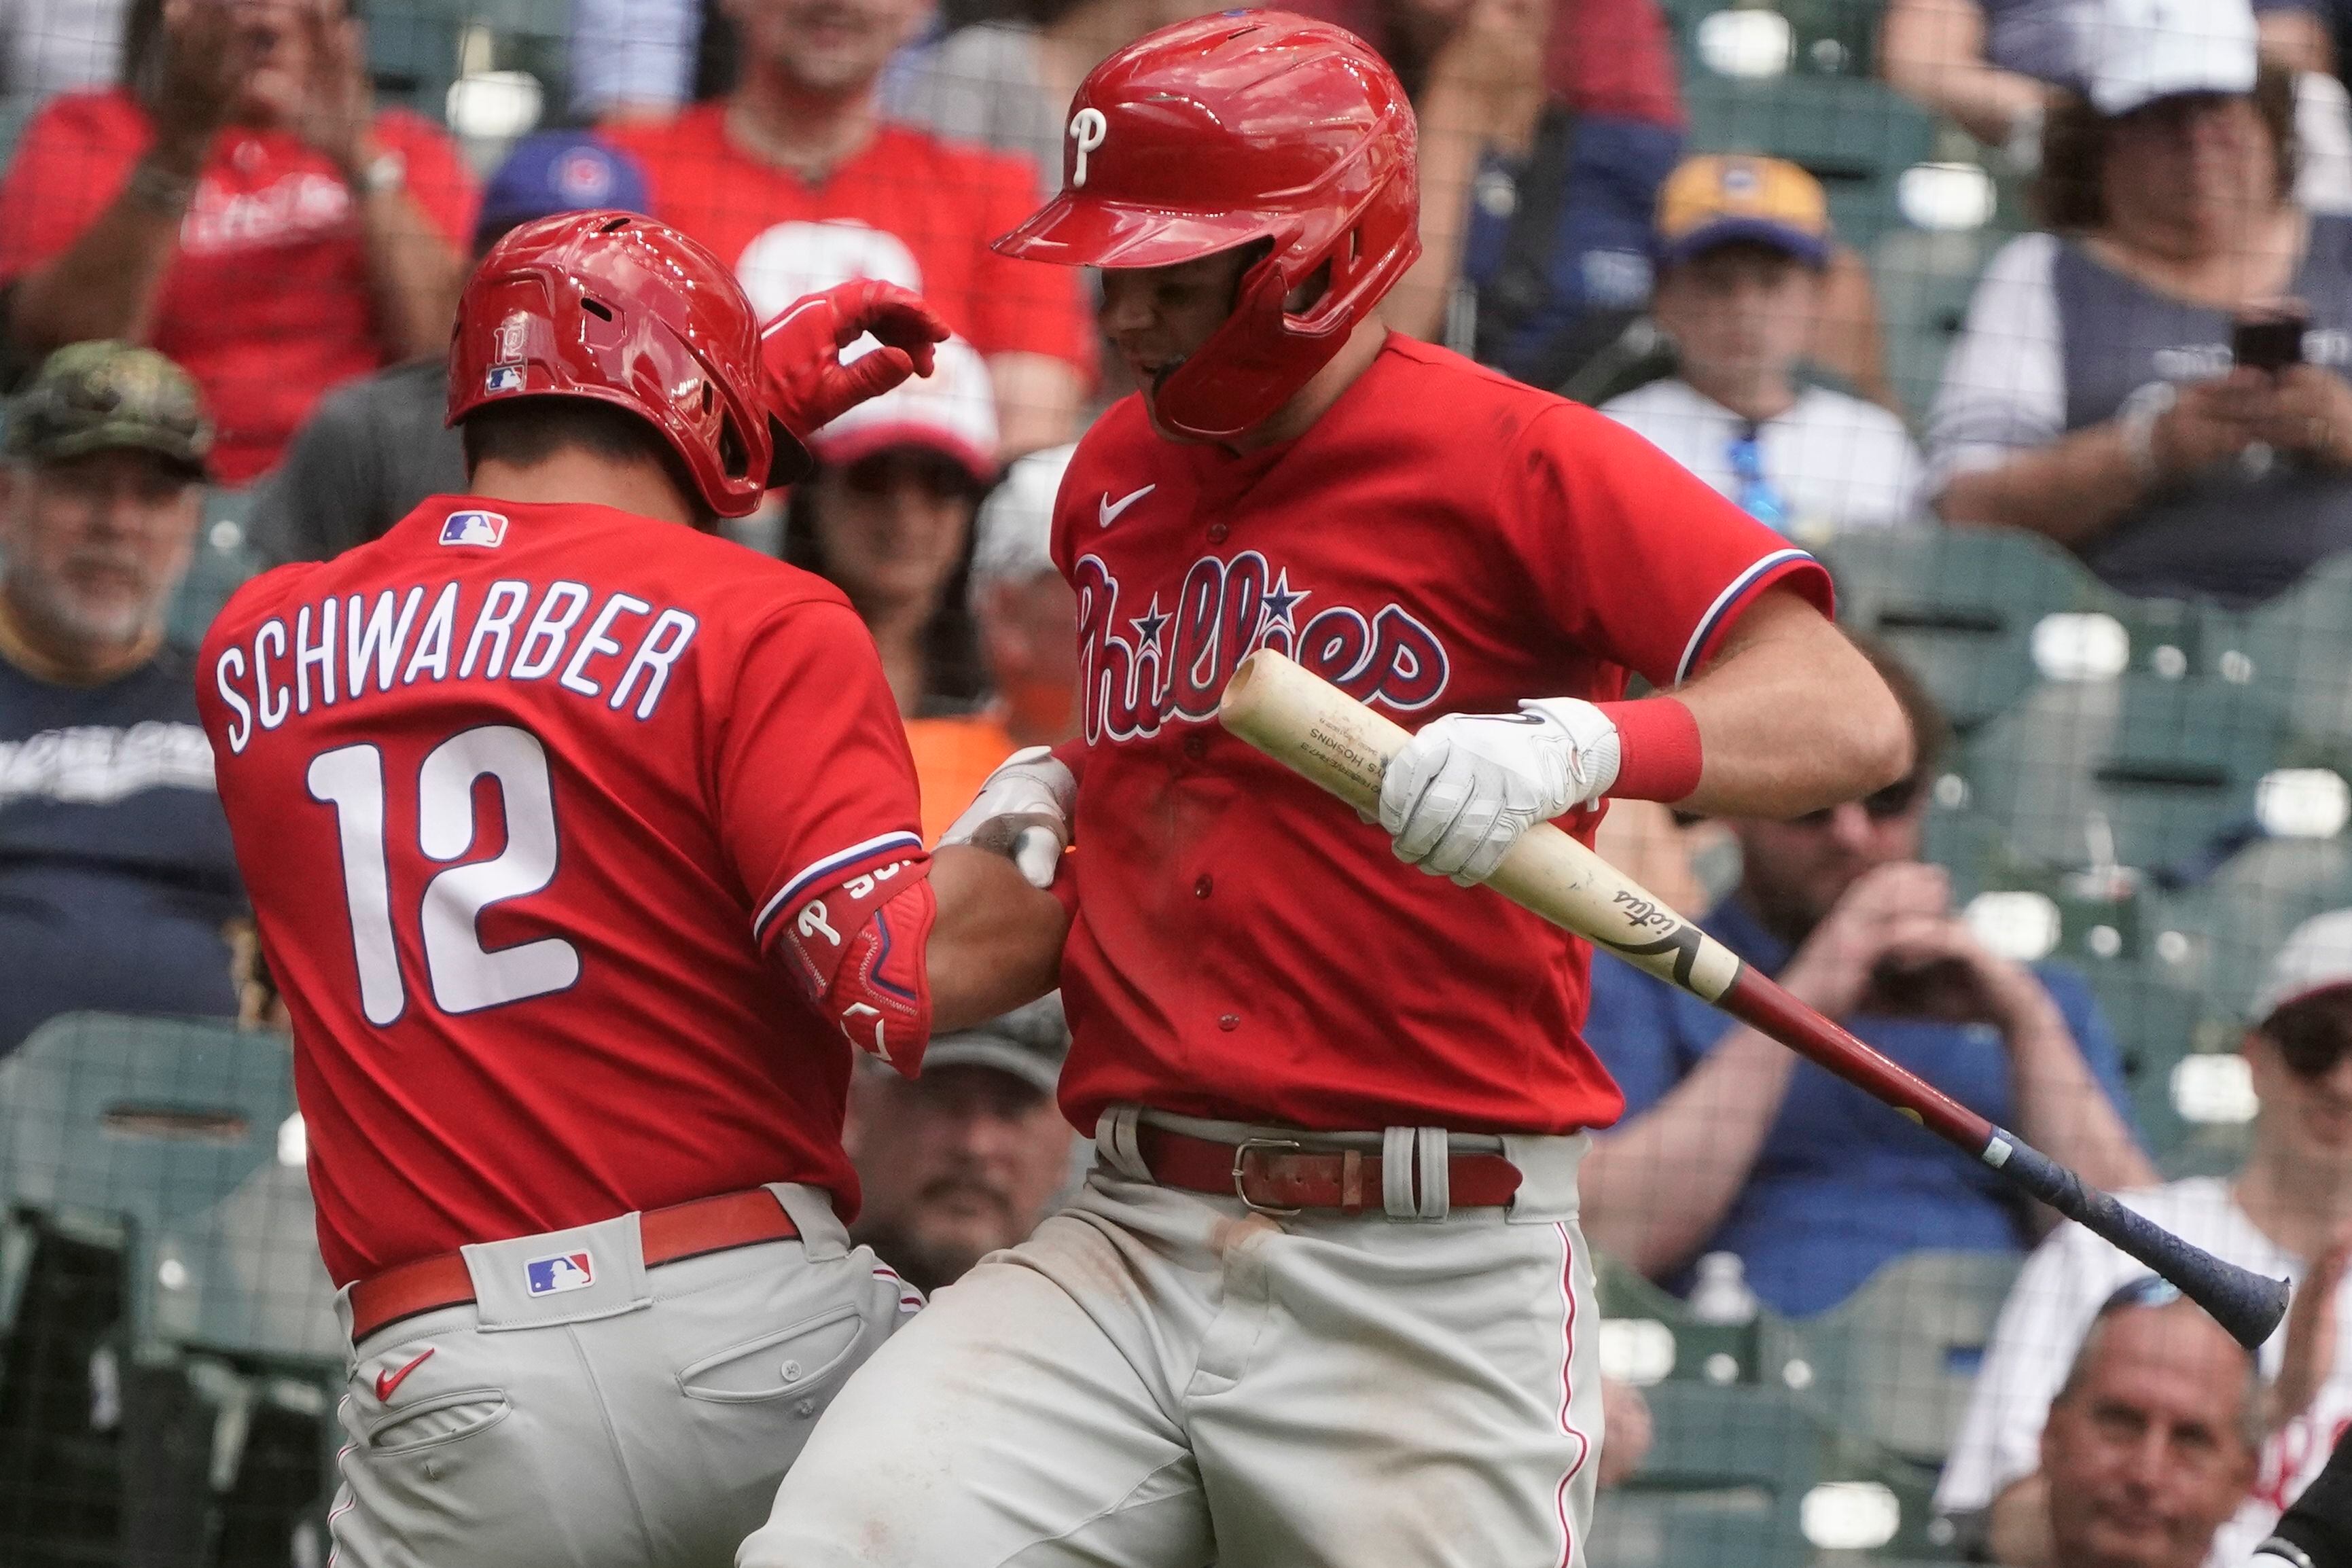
1076;549;1450;743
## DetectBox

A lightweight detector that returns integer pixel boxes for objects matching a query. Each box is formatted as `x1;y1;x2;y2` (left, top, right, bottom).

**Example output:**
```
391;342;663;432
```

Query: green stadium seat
2075;960;2211;1167
1756;1249;2018;1467
2199;837;2352;1021
1683;75;1936;254
133;1159;340;1367
1590;1383;1825;1568
0;1014;293;1342
1819;527;2093;736
1597;1249;1767;1385
2239;552;2352;772
1966;674;2285;873
1873;228;2003;427
168;489;261;649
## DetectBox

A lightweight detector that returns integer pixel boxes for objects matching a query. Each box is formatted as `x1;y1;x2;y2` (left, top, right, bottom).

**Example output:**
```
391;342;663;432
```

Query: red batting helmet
448;211;808;517
994;11;1419;443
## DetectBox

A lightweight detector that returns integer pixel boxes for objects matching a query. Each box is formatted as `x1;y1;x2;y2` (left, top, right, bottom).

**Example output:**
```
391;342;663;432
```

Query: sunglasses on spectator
2261;991;2352;1080
1785;773;1928;830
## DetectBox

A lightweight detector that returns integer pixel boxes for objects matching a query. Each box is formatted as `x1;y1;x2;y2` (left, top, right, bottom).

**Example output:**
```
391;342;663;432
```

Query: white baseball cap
2084;0;2258;116
807;333;1000;486
2251;908;2352;1022
971;442;1075;592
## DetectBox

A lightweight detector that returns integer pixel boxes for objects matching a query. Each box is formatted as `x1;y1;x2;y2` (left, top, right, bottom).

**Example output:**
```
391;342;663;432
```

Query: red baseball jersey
195;497;922;1285
1049;335;1831;1136
608;109;1093;376
0;90;477;484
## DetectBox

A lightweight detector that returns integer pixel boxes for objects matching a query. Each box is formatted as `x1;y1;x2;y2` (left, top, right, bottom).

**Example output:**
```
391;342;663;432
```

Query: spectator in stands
1881;0;2350;215
1928;0;2352;606
902;440;1080;844
1579;640;2152;1316
1940;908;2352;1568
2031;1277;2264;1568
0;0;476;487
844;993;1075;1296
607;0;1092;456
785;332;998;727
0;342;240;1053
883;0;1226;195
1603;155;1925;535
244;130;652;565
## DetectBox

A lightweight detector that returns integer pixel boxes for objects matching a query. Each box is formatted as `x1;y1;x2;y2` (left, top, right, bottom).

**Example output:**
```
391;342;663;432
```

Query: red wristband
1596;696;1703;804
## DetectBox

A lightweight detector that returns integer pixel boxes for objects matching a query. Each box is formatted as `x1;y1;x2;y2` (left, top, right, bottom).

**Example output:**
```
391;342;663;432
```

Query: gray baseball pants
323;1183;914;1568
743;1111;1605;1568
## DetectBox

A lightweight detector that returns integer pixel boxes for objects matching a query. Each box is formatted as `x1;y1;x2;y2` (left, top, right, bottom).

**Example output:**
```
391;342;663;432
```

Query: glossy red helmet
448;211;808;517
994;10;1419;442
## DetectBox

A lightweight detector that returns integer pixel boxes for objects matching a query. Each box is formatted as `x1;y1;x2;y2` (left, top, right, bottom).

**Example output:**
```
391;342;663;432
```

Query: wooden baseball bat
1218;649;2289;1351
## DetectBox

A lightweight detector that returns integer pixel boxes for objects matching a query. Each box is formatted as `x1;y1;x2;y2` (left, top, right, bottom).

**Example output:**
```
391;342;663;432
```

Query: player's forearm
1668;590;1910;819
355;181;465;362
1580;1027;1800;1275
925;846;1068;1033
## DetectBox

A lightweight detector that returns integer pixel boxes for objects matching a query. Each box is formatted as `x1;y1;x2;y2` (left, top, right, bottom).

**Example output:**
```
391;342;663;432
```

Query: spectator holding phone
1580;641;2152;1315
1928;0;2352;606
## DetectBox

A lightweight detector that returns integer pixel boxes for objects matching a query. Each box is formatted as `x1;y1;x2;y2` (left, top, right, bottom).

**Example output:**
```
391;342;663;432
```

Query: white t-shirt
1600;379;1925;535
1936;1177;2352;1568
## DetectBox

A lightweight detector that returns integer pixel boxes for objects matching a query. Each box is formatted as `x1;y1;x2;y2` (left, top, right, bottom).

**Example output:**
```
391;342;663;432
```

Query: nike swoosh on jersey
1099;484;1155;528
374;1347;435;1402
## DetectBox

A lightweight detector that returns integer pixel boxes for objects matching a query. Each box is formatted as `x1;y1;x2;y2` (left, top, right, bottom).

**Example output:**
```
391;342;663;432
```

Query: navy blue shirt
0;647;243;1052
1584;893;2137;1317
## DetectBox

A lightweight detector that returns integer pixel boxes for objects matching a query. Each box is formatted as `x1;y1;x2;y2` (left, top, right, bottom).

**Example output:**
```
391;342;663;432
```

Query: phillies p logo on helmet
1069;108;1107;188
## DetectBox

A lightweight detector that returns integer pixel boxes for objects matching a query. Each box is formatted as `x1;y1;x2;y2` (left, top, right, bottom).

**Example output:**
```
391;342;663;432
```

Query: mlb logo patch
440;510;508;548
484;364;527;394
524;1250;595;1296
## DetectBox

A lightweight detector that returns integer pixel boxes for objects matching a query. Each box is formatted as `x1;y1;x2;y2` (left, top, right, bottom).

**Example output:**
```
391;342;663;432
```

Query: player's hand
760;280;952;439
938;746;1074;889
1377;698;1620;886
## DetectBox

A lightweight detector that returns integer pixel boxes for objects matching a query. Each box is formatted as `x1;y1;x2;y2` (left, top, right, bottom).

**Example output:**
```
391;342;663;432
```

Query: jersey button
1217;1014;1240;1031
1207;521;1230;544
1182;734;1207;762
1194;874;1213;898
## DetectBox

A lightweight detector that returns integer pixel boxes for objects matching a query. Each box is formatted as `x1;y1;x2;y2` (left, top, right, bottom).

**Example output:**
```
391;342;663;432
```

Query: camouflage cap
3;341;213;476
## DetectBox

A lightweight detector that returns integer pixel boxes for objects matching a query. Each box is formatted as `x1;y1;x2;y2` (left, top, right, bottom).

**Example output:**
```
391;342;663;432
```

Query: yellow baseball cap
1656;154;1832;268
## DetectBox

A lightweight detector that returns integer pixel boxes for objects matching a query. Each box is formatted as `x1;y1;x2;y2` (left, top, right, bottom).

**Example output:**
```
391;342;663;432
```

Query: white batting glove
1378;698;1622;885
938;745;1075;889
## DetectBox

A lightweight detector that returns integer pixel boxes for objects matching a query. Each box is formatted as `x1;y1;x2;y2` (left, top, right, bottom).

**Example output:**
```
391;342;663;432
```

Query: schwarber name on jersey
1051;335;1833;1137
197;497;924;1286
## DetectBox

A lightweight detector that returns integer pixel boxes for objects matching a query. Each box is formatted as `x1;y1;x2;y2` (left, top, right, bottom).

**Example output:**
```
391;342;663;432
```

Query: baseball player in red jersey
747;14;1912;1568
193;213;1063;1568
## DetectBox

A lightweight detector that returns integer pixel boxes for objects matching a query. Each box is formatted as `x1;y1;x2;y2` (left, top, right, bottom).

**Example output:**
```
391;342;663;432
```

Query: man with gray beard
0;340;240;1053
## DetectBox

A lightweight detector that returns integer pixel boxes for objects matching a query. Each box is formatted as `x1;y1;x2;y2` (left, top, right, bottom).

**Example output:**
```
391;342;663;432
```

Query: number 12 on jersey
306;724;581;1024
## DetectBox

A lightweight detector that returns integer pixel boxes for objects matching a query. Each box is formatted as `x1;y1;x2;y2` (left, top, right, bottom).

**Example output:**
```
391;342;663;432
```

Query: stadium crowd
8;0;2352;1559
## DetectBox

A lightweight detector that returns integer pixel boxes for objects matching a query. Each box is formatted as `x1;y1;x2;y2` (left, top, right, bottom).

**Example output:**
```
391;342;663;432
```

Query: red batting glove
760;279;952;440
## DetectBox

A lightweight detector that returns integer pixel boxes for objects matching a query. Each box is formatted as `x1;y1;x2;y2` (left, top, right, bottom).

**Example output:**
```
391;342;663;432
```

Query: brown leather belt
1136;1124;1522;1215
349;1188;799;1343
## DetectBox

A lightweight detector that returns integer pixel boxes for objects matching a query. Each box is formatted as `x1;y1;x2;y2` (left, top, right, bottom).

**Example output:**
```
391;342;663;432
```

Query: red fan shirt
1049;334;1828;1136
196;497;921;1285
0;90;477;484
608;107;1092;375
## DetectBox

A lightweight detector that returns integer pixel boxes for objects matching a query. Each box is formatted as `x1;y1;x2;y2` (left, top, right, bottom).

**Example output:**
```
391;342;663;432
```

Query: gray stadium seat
1756;1249;2018;1467
1966;673;2285;874
1590;1383;1825;1568
1820;526;2093;735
